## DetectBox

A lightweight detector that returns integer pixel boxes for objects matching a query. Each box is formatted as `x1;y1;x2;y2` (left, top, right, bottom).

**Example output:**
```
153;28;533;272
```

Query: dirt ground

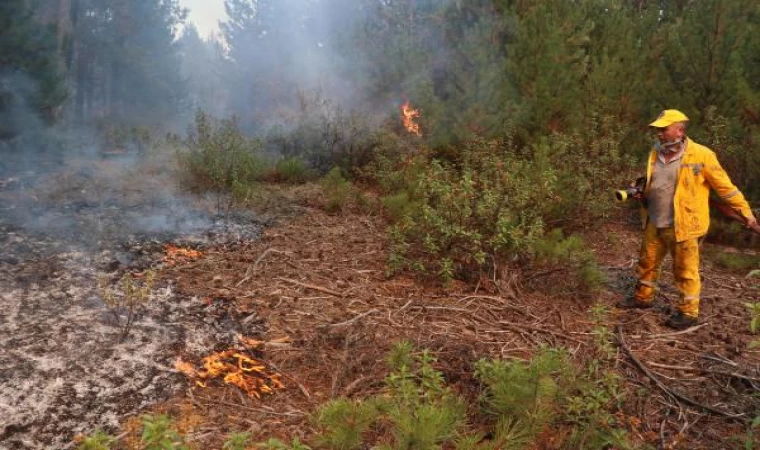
128;190;760;450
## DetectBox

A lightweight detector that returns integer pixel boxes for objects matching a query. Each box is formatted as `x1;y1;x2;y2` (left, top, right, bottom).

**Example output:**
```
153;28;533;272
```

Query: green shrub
258;437;312;450
387;138;546;281
179;109;266;195
76;430;116;450
564;306;630;449
99;271;156;341
264;90;380;174
475;347;571;439
382;191;417;222
274;157;315;184
309;341;467;450
357;137;427;195
321;167;355;213
223;432;252;450
379;345;467;450
314;399;380;450
140;414;189;450
530;229;606;295
382;123;634;283
709;250;760;272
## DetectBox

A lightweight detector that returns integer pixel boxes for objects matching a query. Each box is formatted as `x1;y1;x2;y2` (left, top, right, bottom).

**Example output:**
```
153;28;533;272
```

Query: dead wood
631;323;709;339
322;309;379;328
646;362;760;383
497;321;586;344
616;326;743;420
277;277;345;297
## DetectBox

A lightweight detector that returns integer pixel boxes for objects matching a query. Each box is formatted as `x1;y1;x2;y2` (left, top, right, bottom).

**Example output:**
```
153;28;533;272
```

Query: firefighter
618;109;757;329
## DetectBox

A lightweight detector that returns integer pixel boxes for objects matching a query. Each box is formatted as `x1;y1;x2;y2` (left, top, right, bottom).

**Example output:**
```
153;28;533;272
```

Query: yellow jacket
642;138;754;242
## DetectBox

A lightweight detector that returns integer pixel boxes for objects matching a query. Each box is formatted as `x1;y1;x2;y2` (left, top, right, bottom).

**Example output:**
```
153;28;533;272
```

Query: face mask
654;138;683;153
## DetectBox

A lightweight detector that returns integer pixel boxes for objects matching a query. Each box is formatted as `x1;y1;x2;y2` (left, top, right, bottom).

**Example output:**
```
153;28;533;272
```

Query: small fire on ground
175;340;284;398
401;99;422;136
163;244;203;267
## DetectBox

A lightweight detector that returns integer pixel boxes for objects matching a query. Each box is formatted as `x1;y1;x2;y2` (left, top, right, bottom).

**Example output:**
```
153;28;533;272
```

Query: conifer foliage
0;0;66;133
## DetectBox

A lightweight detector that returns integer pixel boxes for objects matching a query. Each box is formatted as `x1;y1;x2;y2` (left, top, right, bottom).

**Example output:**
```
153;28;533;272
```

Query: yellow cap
649;109;689;128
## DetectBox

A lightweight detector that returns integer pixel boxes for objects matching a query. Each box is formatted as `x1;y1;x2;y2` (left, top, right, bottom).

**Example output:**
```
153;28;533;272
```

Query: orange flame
163;245;203;267
401;99;422;136
175;349;284;398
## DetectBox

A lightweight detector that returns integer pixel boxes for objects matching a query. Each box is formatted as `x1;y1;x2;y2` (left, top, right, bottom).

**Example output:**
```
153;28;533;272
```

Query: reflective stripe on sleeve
721;190;739;200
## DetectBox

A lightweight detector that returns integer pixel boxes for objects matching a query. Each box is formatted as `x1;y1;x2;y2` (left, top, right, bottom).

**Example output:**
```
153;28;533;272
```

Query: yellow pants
634;222;701;318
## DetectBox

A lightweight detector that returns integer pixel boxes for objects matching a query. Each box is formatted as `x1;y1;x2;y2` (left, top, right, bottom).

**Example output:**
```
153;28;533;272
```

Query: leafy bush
388;140;544;280
311;341;467;450
99;271;156;341
314;399;380;450
708;250;760;272
475;347;571;440
222;432;252;450
321;167;356;214
530;229;605;295
745;302;760;334
264;90;381;174
273;157;315;184
258;437;312;450
564;306;629;449
381;191;417;222
76;430;116;450
379;116;633;284
179;109;266;196
141;414;189;450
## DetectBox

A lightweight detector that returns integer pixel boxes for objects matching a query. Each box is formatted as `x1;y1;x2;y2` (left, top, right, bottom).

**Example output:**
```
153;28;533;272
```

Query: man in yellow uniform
618;109;757;329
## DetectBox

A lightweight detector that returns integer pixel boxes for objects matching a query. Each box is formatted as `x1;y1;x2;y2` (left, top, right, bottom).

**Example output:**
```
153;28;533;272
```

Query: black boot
616;297;653;309
664;312;698;330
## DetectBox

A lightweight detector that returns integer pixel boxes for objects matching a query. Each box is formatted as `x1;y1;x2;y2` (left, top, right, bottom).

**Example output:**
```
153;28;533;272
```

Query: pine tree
179;25;227;117
505;1;593;137
67;0;186;124
0;0;67;133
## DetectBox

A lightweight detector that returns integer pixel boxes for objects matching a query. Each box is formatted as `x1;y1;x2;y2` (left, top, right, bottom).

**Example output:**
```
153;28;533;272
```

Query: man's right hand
746;215;758;229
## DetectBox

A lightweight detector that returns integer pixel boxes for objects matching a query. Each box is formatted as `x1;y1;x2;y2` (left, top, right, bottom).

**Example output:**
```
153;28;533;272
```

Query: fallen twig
647;362;760;383
323;309;379;328
497;321;586;344
343;376;367;396
194;395;305;417
236;248;288;287
458;295;539;319
277;277;344;297
616;326;743;419
632;323;709;339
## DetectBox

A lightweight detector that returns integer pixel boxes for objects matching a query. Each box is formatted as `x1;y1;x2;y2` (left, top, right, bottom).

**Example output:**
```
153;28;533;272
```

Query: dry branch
497;321;586;344
616;326;743;419
277;277;344;297
631;323;709;339
321;309;379;328
647;362;760;383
